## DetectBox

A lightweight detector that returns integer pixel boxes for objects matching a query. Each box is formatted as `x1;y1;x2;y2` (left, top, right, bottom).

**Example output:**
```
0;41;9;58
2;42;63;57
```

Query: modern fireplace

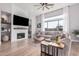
17;33;25;39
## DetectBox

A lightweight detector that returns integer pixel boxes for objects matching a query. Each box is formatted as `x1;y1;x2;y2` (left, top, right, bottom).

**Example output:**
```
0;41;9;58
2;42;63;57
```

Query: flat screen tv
13;15;29;26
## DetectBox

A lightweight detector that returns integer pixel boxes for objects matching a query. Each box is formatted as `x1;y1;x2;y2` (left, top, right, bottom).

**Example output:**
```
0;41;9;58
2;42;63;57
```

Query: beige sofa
34;28;60;42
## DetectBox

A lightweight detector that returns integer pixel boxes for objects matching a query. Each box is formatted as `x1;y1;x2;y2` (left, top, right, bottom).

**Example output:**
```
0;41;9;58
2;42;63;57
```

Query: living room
0;3;79;56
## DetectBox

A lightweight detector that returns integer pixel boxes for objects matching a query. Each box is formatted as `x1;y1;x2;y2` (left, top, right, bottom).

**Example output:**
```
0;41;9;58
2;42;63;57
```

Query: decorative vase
55;36;61;45
2;35;9;42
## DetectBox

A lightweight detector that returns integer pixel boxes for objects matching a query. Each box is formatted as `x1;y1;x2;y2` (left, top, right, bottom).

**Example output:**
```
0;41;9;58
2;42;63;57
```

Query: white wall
69;4;79;33
0;3;12;45
63;6;70;33
0;3;78;42
34;4;78;34
0;3;29;43
11;4;29;42
0;10;1;45
12;4;29;17
12;3;79;42
30;15;36;39
0;3;12;13
13;3;75;40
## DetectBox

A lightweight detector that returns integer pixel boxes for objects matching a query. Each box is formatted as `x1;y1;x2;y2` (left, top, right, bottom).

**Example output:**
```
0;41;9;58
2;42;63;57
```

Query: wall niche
1;11;11;43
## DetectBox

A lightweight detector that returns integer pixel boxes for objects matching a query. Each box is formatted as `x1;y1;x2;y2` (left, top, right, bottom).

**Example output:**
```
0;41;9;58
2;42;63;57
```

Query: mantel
14;28;28;30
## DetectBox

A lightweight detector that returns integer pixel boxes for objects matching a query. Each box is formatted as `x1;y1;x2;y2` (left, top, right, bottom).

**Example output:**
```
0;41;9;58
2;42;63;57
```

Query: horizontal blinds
44;8;63;19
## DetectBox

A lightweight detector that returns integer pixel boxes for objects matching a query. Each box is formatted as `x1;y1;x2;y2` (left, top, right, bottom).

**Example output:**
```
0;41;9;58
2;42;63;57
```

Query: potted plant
55;35;61;45
73;30;79;37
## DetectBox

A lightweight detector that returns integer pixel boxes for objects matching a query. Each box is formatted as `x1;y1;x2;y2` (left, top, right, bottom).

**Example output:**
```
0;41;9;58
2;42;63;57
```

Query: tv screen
13;15;29;26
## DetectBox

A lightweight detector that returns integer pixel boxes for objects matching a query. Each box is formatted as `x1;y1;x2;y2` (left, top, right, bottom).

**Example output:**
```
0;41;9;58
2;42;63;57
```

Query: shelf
1;11;11;43
1;22;11;24
1;31;10;33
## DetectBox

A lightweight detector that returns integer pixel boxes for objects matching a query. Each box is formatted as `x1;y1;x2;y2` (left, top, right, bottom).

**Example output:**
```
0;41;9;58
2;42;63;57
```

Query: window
44;22;47;28
48;21;58;28
43;15;64;31
59;20;64;27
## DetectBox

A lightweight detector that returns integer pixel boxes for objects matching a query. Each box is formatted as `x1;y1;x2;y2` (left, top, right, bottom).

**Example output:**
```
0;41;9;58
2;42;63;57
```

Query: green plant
73;30;79;35
55;35;61;45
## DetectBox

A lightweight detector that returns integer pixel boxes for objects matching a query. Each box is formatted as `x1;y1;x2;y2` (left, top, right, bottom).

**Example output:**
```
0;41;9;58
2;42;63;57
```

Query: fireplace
17;33;25;39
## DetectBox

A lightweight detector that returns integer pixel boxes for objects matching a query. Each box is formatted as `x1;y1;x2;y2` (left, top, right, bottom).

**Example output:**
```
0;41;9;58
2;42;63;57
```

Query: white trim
44;15;64;22
0;10;1;45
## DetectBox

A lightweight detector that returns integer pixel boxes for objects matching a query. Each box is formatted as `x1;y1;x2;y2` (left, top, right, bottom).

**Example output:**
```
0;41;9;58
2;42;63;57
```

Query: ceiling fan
34;3;54;10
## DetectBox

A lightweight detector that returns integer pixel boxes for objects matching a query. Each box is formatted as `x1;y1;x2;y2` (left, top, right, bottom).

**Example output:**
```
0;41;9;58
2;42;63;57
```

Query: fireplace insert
17;33;25;39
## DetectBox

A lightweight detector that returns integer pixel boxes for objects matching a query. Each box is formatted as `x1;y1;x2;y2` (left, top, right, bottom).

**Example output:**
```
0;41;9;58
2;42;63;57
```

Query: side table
41;41;64;56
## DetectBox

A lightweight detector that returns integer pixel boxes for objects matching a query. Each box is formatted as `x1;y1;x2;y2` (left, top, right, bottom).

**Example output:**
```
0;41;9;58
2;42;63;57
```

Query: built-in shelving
1;11;11;42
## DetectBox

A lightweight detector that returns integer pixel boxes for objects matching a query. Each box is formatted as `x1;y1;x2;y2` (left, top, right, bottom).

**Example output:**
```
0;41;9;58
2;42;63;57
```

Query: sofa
42;28;60;41
34;28;60;42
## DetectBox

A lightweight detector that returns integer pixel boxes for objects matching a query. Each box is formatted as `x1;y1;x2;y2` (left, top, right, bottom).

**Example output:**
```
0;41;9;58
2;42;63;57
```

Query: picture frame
37;23;41;28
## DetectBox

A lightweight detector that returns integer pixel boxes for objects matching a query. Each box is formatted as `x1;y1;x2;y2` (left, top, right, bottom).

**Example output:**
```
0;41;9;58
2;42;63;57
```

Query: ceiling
14;3;75;16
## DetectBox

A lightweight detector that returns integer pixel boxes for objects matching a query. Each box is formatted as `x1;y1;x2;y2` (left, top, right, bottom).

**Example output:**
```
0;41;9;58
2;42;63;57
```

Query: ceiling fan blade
46;4;54;6
45;6;49;9
34;3;54;10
